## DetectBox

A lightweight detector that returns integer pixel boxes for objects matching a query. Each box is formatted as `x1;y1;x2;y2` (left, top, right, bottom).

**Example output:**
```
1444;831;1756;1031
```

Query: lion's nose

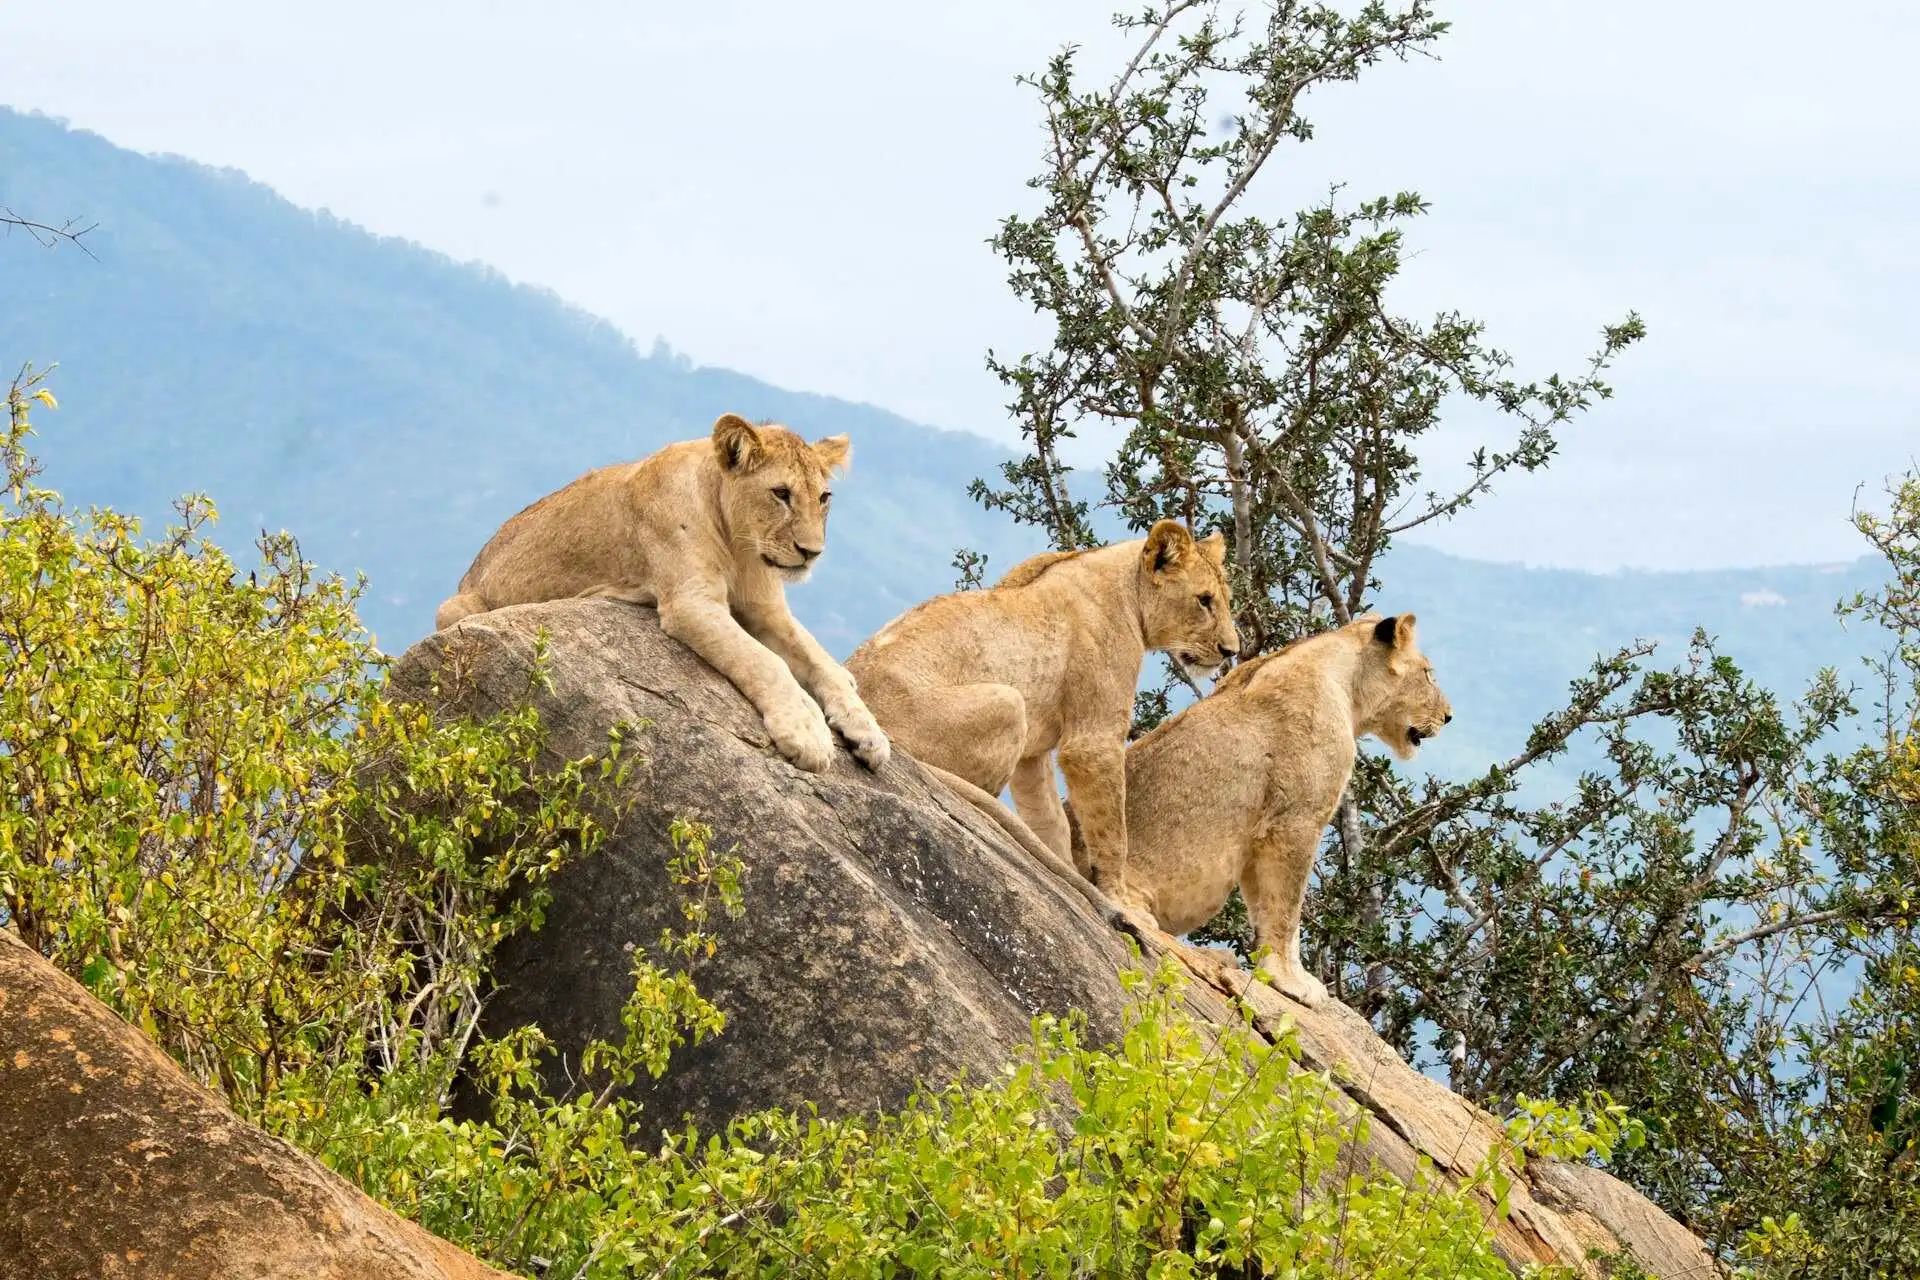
1444;712;1453;724
795;543;823;562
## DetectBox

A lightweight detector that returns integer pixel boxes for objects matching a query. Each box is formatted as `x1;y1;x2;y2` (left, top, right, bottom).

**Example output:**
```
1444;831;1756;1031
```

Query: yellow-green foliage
2;369;1599;1278
295;948;1604;1280
0;366;627;1111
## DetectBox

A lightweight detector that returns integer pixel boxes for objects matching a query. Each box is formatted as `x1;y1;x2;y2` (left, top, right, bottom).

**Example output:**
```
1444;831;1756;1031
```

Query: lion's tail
919;764;1260;1002
920;762;1123;924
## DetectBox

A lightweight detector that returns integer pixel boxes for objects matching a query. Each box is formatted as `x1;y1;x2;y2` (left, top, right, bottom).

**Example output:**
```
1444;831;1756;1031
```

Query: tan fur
1110;614;1452;1007
846;521;1239;907
435;414;888;774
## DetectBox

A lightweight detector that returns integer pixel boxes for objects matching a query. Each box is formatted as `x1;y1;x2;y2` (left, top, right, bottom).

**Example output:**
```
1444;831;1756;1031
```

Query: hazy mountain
0;106;1891;788
0;108;1050;659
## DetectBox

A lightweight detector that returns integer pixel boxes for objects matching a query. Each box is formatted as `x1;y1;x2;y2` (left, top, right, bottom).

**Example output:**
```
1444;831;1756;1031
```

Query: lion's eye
819;490;832;506
771;486;792;505
1197;593;1214;610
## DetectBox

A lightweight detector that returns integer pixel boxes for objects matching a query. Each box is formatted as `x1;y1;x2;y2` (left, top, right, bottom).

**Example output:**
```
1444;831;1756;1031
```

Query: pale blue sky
5;1;1917;569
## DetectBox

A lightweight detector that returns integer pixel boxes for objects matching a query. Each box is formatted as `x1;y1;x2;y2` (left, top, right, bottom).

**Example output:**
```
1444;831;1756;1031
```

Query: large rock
0;931;512;1280
396;600;1721;1279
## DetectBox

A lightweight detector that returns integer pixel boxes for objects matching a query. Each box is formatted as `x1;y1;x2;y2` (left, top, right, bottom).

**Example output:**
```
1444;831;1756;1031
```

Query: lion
435;413;889;775
1095;613;1452;1007
846;521;1239;912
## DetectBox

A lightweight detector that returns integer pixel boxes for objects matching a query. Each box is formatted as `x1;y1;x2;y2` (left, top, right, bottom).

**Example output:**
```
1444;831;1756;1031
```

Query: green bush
297;950;1626;1280
0;366;626;1117
2;370;1596;1277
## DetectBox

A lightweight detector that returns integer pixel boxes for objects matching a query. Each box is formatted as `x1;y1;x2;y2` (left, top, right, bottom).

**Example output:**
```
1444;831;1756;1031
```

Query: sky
3;0;1917;570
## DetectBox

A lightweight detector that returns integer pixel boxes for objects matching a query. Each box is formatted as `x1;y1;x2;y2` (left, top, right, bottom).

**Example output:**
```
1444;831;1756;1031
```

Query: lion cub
435;413;889;775
847;521;1238;908
1100;614;1451;1007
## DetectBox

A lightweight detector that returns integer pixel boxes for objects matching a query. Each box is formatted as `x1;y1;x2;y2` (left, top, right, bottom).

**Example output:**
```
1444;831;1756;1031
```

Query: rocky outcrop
395;600;1722;1279
0;931;512;1280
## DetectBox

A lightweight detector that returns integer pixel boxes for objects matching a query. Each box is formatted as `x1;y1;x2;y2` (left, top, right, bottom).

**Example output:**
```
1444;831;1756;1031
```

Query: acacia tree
975;0;1642;1023
973;0;1642;1001
977;0;1642;646
975;1;1920;1253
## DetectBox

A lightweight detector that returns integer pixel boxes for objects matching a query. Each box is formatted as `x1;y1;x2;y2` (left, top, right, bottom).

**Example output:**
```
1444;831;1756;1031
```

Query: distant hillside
0;107;1892;788
1386;547;1886;785
0;108;1049;659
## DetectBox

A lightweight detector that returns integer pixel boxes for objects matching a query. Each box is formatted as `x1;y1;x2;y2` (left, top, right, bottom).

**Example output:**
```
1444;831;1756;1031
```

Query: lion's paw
1097;881;1160;935
1111;903;1164;940
764;698;836;773
1258;958;1329;1009
825;696;892;771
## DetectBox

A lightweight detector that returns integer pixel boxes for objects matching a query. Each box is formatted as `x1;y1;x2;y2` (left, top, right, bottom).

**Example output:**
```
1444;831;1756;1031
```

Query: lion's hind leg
1010;754;1072;864
886;681;1027;796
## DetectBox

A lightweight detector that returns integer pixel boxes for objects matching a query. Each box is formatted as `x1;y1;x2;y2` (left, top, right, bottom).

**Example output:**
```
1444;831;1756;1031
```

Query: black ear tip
1373;615;1398;645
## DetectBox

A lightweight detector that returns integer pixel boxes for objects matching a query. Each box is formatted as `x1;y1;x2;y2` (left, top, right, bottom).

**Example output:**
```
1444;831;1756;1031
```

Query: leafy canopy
967;2;1920;1270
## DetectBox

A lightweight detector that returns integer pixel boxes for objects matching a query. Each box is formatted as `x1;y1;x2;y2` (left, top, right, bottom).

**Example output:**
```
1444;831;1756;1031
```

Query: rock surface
397;599;1723;1279
0;931;512;1280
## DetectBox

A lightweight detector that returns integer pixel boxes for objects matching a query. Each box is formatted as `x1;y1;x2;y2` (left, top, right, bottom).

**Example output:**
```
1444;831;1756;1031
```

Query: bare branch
1;207;98;259
1263;462;1352;622
1684;907;1872;972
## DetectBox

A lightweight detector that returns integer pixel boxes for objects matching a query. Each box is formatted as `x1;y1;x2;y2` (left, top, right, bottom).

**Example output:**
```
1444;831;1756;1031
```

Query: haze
5;1;1916;570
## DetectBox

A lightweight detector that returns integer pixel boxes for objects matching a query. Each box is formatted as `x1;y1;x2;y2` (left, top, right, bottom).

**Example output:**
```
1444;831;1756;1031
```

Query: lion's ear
1372;614;1417;649
1198;531;1227;567
1142;520;1195;573
712;414;765;472
812;434;851;474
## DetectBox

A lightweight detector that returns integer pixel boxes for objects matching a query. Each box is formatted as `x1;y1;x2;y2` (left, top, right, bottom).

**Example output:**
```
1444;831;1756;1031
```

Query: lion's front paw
763;698;836;773
824;696;891;771
1258;956;1330;1009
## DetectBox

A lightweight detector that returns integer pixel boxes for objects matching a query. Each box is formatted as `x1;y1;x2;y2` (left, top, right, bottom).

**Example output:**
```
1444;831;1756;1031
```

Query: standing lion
1094;614;1452;1006
435;413;889;774
846;522;1239;908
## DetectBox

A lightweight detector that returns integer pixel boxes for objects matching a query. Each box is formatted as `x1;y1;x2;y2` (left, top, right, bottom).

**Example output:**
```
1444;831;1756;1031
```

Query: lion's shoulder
994;548;1092;590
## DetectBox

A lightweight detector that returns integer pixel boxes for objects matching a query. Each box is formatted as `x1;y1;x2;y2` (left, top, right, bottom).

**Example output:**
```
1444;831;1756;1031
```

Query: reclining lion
847;521;1239;912
435;413;889;774
1097;613;1451;1007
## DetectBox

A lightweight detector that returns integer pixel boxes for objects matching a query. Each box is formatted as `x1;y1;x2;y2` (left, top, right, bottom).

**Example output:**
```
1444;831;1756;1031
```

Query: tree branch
1683;906;1868;972
1;207;98;258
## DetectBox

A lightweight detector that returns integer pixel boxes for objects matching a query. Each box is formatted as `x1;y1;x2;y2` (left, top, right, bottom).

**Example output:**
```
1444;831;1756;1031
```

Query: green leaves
980;1;1641;662
969;6;1920;1263
257;954;1560;1279
1;367;621;1112
1;367;1594;1278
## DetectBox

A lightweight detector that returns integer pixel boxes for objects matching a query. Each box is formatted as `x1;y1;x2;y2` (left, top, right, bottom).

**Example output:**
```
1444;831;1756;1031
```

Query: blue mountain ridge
0;106;1891;793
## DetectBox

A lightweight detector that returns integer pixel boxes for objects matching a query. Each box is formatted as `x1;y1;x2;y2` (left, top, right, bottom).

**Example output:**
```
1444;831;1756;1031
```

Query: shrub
0;364;627;1112
2;370;1598;1277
